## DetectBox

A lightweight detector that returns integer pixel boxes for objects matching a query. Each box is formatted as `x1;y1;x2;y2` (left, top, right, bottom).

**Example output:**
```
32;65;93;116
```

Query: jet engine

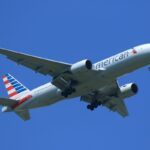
119;83;138;98
70;59;92;74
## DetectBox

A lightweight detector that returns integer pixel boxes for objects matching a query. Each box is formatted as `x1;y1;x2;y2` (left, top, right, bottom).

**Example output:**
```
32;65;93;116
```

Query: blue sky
0;0;150;150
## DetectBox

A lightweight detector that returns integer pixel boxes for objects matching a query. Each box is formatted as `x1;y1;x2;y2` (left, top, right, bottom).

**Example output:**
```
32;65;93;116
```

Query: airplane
0;43;149;121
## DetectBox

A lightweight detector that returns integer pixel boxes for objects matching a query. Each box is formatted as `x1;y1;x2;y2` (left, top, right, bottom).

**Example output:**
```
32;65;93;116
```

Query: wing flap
104;97;128;117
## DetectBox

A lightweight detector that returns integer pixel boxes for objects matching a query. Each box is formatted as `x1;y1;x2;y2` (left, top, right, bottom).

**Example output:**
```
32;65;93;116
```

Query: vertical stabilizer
2;73;30;100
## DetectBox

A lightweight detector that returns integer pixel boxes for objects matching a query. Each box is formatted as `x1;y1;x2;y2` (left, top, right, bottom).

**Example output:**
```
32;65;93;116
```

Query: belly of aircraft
15;74;116;111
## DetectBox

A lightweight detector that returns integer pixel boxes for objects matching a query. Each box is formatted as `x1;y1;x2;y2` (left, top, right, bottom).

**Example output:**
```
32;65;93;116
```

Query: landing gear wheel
98;102;102;106
72;88;76;93
61;87;76;97
61;92;68;98
87;105;94;111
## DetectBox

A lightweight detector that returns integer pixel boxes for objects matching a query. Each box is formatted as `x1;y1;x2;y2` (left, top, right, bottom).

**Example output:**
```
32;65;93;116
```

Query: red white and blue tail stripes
2;73;30;99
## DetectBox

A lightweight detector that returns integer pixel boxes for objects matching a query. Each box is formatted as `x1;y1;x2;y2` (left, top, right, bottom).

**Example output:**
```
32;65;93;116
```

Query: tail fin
2;73;30;100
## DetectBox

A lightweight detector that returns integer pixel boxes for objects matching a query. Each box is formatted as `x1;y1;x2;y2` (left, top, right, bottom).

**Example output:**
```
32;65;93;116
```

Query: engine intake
119;83;138;98
70;59;92;74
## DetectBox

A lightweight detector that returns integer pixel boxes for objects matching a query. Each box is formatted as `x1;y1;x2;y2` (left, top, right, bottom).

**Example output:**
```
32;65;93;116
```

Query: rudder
2;73;30;100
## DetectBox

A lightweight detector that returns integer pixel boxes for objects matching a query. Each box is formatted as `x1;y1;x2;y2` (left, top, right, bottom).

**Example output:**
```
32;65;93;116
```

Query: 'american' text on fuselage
95;51;129;70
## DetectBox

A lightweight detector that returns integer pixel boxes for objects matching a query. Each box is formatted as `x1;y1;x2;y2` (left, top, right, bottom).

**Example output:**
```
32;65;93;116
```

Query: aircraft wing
0;48;104;90
81;80;129;117
0;48;71;77
103;97;128;117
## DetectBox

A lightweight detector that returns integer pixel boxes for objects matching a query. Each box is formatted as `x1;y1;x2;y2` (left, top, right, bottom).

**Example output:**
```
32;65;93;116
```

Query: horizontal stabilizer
15;110;30;121
0;97;17;106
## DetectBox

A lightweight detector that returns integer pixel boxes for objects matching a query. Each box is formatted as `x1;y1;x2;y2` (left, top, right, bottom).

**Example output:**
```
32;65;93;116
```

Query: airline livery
0;44;149;121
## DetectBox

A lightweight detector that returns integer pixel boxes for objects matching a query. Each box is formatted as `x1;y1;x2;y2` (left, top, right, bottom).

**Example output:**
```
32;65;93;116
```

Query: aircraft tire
87;105;94;111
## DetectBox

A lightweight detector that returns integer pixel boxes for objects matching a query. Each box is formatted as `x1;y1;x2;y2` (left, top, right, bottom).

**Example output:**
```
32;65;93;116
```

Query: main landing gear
87;101;102;111
61;87;76;97
61;80;76;98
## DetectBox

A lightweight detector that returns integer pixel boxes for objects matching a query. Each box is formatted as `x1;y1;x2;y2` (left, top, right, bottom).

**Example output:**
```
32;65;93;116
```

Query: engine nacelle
119;83;138;98
70;59;92;74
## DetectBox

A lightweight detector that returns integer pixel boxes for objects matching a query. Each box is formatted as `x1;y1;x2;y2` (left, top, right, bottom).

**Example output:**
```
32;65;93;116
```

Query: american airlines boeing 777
0;44;149;121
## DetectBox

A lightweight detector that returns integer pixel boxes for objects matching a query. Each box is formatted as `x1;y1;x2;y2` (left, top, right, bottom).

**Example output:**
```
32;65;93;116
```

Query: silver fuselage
14;44;150;111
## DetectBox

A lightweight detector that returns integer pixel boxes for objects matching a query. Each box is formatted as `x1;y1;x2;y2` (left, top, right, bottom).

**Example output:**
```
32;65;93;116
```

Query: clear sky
0;0;150;150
